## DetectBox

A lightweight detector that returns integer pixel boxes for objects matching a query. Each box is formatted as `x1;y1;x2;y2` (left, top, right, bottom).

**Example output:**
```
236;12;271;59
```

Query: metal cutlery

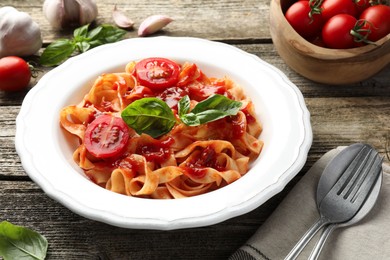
285;143;383;260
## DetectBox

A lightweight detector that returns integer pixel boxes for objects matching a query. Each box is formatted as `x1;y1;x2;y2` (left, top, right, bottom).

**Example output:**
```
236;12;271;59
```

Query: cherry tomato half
359;5;390;42
0;56;31;92
134;57;180;90
322;14;359;49
285;0;323;40
84;114;130;159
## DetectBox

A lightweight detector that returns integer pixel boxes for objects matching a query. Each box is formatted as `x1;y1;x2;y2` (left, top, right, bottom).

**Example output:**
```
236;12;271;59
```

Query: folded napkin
230;147;390;260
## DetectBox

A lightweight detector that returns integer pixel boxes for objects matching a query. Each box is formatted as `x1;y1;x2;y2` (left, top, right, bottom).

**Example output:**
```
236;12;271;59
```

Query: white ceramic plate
15;37;312;230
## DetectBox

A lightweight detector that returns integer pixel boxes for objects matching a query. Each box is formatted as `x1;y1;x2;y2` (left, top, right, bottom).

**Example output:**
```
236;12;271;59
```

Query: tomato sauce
183;146;226;179
137;137;174;164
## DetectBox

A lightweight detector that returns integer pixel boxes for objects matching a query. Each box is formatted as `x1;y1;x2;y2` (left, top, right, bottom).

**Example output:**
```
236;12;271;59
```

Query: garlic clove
43;0;66;29
43;0;98;29
138;15;174;37
112;5;134;29
76;0;98;26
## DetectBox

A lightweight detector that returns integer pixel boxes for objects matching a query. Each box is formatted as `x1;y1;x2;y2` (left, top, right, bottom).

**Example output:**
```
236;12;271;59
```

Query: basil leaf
87;25;126;48
87;26;103;40
40;24;126;67
179;94;242;126
73;24;89;38
180;112;200;126
76;41;91;53
0;221;48;260
40;39;76;66
121;97;176;138
178;95;190;117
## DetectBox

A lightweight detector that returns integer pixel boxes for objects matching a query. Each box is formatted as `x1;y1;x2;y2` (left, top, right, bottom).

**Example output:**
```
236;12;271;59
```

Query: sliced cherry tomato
134;57;180;90
320;0;357;21
0;56;31;92
285;0;323;40
84;114;130;158
157;86;189;108
359;5;390;42
322;14;358;49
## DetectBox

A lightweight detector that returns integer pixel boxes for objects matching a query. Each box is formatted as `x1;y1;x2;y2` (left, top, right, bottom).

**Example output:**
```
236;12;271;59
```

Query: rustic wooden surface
1;0;389;259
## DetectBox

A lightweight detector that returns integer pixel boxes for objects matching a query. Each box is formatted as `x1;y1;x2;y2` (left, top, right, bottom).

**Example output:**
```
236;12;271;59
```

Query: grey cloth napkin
230;147;390;260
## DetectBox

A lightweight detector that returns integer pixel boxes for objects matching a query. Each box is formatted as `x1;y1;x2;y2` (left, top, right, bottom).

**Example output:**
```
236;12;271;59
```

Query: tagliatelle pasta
60;58;263;199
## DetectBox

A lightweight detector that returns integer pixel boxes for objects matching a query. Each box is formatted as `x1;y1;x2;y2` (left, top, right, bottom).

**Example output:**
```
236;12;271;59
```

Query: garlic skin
43;0;98;29
138;15;174;37
113;5;134;29
0;6;42;58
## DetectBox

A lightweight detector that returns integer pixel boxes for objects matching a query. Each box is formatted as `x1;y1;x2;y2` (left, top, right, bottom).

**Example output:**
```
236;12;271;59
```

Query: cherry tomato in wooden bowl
0;56;31;91
269;0;390;84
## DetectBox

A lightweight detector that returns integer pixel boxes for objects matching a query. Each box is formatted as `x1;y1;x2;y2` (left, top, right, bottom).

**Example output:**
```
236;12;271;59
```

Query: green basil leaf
180;112;200;126
73;24;89;38
179;94;242;126
76;41;91;53
87;26;103;40
0;221;48;260
178;95;190;117
121;97;176;138
40;39;76;66
90;24;126;45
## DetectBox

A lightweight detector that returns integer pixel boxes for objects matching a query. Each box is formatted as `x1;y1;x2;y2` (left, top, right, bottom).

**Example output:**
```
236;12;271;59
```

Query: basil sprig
179;94;242;126
40;24;126;66
0;221;48;260
121;94;242;138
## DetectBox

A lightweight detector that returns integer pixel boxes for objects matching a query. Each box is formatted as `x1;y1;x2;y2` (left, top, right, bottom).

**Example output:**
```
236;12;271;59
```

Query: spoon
285;143;382;259
308;148;383;260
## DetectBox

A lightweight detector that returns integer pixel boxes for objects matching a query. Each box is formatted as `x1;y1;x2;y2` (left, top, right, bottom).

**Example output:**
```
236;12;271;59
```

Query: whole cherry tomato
354;0;371;16
320;0;358;21
285;0;323;40
0;56;31;92
322;14;358;49
359;5;390;42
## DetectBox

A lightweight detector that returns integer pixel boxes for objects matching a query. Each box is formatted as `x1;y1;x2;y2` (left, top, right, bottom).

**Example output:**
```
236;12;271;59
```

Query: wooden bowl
269;0;390;85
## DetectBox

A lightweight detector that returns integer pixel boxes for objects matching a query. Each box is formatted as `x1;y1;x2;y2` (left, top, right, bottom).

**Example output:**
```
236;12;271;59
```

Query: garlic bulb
43;0;98;29
0;6;42;58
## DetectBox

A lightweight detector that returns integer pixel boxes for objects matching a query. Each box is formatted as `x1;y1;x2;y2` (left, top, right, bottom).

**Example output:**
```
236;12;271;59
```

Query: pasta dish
60;57;263;199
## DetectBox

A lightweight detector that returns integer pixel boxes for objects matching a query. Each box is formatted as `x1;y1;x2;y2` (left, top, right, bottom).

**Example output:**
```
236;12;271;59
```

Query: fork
285;144;382;260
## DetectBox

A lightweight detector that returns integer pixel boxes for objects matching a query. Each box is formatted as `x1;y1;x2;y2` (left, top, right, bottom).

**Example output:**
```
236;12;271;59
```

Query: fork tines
335;145;382;203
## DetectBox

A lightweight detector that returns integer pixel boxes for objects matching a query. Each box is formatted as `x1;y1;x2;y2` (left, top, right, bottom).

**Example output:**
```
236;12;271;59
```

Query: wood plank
0;0;271;42
0;180;290;259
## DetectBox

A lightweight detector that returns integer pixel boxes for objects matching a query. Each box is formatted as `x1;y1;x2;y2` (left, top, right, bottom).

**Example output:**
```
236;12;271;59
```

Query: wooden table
1;1;389;259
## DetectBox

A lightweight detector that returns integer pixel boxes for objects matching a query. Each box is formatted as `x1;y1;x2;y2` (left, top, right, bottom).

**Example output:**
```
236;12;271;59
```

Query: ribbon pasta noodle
60;58;263;199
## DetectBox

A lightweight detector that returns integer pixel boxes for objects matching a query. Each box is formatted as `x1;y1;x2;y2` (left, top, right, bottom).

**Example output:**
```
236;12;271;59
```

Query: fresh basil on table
121;94;242;138
0;221;48;260
40;24;126;67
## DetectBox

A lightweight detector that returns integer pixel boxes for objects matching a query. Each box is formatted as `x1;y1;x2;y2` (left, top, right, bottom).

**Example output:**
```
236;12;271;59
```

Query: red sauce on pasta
59;58;263;199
